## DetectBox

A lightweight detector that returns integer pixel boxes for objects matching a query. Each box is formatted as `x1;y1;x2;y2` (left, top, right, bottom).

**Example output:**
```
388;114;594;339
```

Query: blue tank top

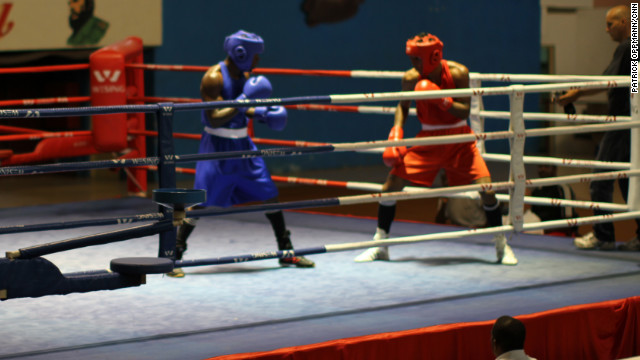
200;61;248;129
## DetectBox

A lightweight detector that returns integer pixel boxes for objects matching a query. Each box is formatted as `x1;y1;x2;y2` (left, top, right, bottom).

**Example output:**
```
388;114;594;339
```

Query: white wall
541;5;615;79
575;8;617;75
541;0;592;7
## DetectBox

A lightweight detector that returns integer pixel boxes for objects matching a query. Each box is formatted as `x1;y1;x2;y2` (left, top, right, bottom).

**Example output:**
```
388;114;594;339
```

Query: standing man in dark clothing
558;5;640;250
530;165;578;237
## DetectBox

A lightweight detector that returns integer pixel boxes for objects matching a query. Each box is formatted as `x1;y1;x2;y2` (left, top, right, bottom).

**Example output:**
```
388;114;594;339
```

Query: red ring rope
0;125;46;134
0;131;91;142
0;96;90;107
126;64;353;77
144;165;352;189
129;96;200;103
127;129;329;148
0;64;89;74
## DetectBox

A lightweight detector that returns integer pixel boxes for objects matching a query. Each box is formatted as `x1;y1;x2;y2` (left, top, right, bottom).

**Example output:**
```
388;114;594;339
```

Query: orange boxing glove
383;126;407;167
415;79;453;111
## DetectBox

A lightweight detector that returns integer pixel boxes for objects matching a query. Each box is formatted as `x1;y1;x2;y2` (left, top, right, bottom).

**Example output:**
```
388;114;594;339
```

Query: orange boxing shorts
391;125;490;187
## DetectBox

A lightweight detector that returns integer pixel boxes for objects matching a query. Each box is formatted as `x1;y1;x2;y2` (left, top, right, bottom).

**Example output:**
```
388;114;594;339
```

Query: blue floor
1;198;639;360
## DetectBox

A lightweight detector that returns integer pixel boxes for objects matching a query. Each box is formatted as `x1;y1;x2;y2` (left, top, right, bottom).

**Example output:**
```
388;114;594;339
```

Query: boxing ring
1;40;640;359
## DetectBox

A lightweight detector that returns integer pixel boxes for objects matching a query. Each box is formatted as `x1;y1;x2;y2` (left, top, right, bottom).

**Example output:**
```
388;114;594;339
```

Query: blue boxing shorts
194;132;278;207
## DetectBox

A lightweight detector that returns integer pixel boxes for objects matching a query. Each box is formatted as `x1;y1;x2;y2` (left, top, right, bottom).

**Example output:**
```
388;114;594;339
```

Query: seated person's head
491;315;526;356
537;164;557;178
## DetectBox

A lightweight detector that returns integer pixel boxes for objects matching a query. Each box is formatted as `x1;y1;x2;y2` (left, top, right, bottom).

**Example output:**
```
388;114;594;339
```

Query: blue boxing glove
237;76;272;101
253;106;287;131
235;76;272;114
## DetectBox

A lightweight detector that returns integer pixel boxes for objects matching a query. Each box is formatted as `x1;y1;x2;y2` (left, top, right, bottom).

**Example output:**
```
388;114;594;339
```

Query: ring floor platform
1;197;639;359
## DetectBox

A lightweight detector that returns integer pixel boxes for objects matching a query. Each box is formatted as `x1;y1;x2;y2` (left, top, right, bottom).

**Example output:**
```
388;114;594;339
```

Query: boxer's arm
382;70;416;167
395;69;419;128
200;66;237;128
447;61;471;119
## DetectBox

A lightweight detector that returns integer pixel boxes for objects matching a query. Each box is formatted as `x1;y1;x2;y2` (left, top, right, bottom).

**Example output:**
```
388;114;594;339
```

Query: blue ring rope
17;220;174;259
178;145;335;162
0;145;336;176
0;95;333;119
0;212;164;235
0;196;342;239
189;197;341;217
0;104;160;118
176;246;328;267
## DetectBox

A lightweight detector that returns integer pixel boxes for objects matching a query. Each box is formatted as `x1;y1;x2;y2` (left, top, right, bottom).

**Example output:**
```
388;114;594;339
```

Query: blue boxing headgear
223;30;264;72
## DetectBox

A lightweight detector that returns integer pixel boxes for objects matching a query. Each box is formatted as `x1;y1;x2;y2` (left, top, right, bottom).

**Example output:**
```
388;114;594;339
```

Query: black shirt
531;184;578;235
603;37;631;116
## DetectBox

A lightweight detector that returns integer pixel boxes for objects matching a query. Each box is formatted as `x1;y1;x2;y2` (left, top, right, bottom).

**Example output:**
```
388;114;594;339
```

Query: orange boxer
354;33;517;265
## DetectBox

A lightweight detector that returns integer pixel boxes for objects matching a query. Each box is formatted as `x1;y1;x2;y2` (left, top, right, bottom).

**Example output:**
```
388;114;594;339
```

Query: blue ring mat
0;197;639;359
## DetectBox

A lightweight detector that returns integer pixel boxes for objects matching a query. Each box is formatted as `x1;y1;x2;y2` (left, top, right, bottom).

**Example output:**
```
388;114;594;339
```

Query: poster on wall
0;0;162;51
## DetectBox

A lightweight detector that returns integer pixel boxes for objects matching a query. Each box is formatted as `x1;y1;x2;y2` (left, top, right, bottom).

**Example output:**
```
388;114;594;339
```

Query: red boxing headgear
405;34;443;75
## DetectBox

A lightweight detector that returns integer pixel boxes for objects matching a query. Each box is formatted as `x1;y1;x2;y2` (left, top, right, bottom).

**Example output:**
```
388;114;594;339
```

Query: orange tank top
415;60;462;126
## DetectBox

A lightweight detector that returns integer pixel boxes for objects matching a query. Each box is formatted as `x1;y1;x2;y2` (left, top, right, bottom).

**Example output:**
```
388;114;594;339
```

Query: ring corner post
156;103;178;259
629;92;640;212
469;77;485;154
123;37;147;196
89;46;127;153
90;37;148;195
508;85;526;232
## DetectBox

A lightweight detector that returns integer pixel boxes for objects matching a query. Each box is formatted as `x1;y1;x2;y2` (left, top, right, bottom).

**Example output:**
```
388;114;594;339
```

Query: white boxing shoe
354;247;389;262
354;228;390;262
494;233;518;265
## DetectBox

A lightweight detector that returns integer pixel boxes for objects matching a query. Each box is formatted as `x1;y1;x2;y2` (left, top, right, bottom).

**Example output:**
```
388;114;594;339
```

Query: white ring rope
328;81;628;104
323;170;639;210
301;105;628;124
292;176;629;213
329;80;629;105
348;70;628;83
482;154;630;170
326;210;640;253
329;121;640;153
479;110;631;123
526;170;640;188
471;74;629;83
350;70;404;79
